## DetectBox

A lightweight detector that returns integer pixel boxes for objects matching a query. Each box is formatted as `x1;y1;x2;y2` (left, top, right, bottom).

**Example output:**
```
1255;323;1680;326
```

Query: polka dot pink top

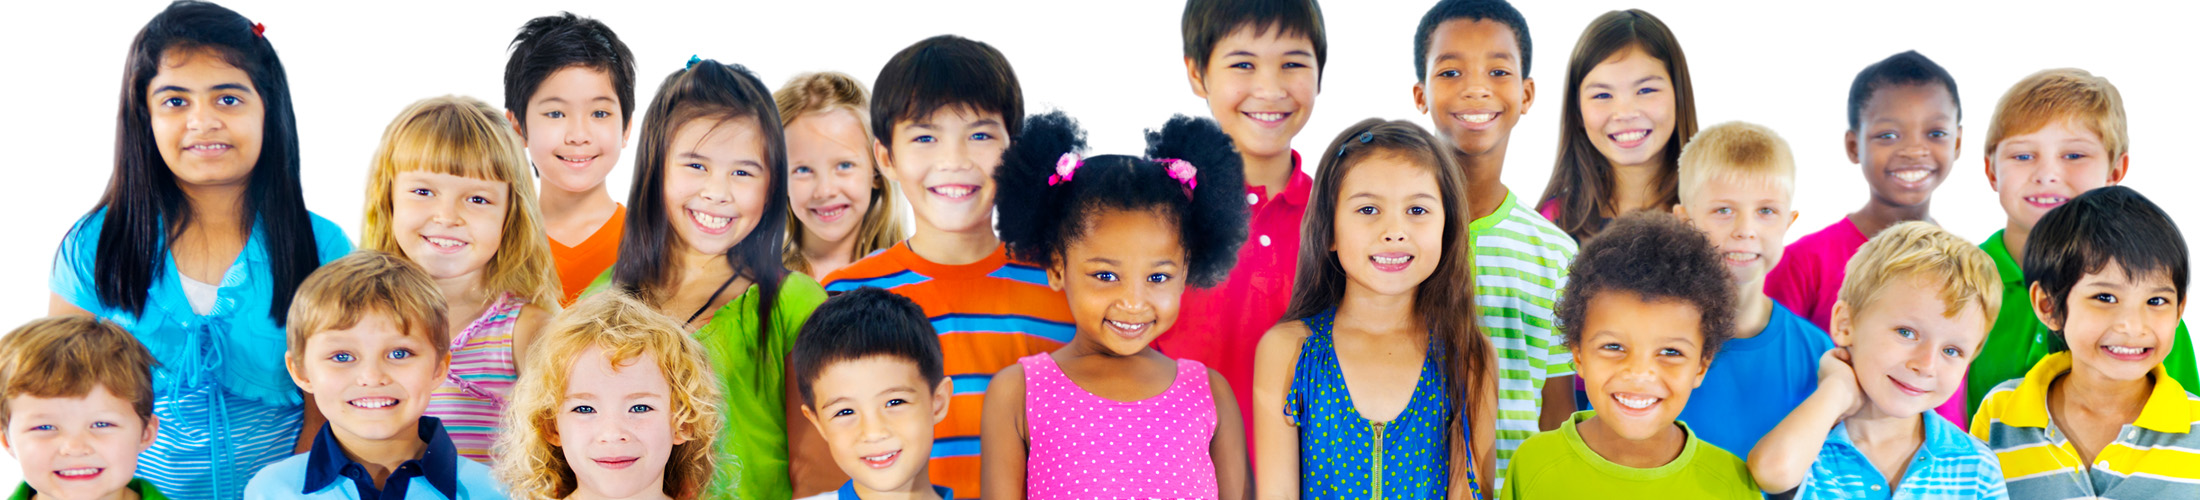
1022;352;1220;500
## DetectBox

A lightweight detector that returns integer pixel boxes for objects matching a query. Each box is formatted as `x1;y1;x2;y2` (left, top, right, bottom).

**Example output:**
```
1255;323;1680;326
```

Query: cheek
737;179;773;218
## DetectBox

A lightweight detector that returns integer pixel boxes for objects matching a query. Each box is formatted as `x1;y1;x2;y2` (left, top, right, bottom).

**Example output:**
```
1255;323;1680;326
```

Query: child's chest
1331;331;1429;422
1056;353;1179;402
1854;438;1921;490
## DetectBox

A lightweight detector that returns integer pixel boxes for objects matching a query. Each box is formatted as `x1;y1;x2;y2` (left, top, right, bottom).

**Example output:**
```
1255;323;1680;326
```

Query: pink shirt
1022;353;1218;500
1765;216;1967;429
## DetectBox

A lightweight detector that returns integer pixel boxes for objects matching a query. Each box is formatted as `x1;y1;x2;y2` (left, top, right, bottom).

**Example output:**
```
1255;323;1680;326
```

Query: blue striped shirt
1797;414;2007;499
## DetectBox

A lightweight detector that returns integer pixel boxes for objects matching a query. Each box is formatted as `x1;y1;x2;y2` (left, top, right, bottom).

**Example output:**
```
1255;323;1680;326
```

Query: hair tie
1158;158;1199;199
1047;152;1082;186
1337;131;1375;158
686;55;702;70
251;22;266;38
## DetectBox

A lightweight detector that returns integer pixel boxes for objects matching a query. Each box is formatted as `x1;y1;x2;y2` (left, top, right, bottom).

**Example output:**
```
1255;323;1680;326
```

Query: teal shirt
1967;230;2199;419
10;479;168;500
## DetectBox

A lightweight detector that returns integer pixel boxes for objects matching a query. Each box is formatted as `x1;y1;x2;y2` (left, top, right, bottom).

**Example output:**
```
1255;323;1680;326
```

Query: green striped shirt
1471;191;1579;488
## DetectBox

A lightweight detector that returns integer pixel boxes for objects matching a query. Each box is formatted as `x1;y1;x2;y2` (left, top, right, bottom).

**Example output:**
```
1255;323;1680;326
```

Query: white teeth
1458;112;1498;124
1893;170;1930;182
2026;196;2067;204
932;186;973;198
862;451;898;463
556;154;594;164
691;210;730;229
1725;252;1758;261
1372;255;1411;265
1106;320;1149;332
1609;130;1649;142
350;397;397;409
815;206;848;218
1245;112;1287;123
55;468;99;477
2107;346;2148;355
426;237;464;249
1614;395;1659;409
188;144;230;152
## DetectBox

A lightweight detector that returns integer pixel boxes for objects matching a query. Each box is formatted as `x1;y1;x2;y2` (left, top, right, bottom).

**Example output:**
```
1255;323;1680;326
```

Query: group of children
11;0;2193;499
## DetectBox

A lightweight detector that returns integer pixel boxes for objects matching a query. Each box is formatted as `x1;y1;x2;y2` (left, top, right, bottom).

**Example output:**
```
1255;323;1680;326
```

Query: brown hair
286;250;452;362
1540;9;1699;242
361;95;561;308
773;72;905;274
0;317;158;426
1985;68;2127;161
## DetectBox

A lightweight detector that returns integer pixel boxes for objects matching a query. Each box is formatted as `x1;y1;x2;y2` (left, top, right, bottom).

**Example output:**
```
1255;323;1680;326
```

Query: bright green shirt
1498;411;1759;500
1966;230;2198;420
10;479;168;500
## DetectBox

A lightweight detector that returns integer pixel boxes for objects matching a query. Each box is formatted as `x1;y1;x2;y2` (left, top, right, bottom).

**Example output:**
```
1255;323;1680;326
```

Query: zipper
1372;420;1385;499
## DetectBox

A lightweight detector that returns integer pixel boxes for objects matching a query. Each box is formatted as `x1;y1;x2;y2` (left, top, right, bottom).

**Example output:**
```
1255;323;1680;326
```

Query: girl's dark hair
2024;186;2190;327
995;111;1249;289
72;0;319;322
612;59;789;353
1285;118;1493;486
1539;9;1698;242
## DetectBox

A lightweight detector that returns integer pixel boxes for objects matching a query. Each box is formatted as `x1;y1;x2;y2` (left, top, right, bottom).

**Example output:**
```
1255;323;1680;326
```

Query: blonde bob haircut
1984;68;2127;161
1677;121;1796;204
495;291;723;500
361;95;562;308
773;71;905;274
1837;221;2002;333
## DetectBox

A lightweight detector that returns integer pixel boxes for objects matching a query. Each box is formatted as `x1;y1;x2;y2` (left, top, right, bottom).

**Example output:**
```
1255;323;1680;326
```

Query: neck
799;228;861;277
1578;415;1687;468
1453;149;1512;221
92;482;143;500
1243;150;1295;196
567;479;673;500
853;471;944;500
1845;401;1924;447
677;243;734;284
905;224;998;266
332;424;427;490
1731;289;1774;340
539;182;615;224
1850;196;1933;237
436;272;492;327
1334;281;1421;335
179;182;249;232
2001;222;2030;260
2061;365;2154;419
1610;160;1664;215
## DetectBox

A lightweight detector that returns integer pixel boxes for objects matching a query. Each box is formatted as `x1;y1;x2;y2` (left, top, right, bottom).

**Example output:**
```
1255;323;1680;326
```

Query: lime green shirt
10;479;167;500
1966;230;2198;420
1499;411;1759;500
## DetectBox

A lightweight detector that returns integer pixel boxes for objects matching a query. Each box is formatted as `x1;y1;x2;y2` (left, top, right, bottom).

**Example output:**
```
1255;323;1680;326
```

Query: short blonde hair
1838;222;2002;330
0;317;157;427
773;72;905;274
495;291;722;500
1985;68;2127;161
287;251;451;362
1677;121;1795;204
362;95;562;308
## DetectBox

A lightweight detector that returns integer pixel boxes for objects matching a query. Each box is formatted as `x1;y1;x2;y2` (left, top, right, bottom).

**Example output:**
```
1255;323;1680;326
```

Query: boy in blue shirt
792;288;956;500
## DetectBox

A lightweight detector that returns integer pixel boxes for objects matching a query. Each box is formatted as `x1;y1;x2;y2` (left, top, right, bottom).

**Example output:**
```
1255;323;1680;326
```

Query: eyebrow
1584;75;1667;90
678;151;712;162
1224;49;1315;58
534;96;617;106
154;83;252;94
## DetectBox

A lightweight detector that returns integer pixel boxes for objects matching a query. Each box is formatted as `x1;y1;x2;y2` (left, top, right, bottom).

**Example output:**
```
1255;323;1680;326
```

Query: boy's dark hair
1558;211;1737;359
504;12;638;132
2023;186;2189;328
995;111;1250;288
870;35;1023;145
1847;50;1961;131
1413;0;1531;81
791;287;945;408
0;317;158;427
1181;0;1327;80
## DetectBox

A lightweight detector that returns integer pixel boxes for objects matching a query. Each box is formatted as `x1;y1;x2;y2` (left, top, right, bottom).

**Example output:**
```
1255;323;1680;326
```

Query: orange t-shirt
550;204;625;307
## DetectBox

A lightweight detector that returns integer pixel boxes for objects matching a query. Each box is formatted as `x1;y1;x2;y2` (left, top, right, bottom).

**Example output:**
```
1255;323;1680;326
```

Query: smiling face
878;107;1008;237
787;108;881;248
1987;120;2126;234
661;116;771;259
2;386;157;500
1832;277;1988;418
1331;156;1445;297
521;66;629;195
1190;25;1319;163
800;356;952;497
1853;84;1960;209
1050;209;1189;356
390;171;509;284
1676;174;1797;288
1416;19;1533;159
1574;292;1709;440
289;312;446;447
1579;47;1677;170
148;48;265;191
2041;261;2185;383
555;347;685;500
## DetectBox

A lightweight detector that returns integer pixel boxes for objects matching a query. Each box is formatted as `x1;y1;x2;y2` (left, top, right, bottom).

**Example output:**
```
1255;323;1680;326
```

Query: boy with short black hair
792;287;956;500
503;12;639;306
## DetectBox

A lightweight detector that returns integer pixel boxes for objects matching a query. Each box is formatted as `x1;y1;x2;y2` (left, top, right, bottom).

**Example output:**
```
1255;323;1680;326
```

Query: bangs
382;105;528;184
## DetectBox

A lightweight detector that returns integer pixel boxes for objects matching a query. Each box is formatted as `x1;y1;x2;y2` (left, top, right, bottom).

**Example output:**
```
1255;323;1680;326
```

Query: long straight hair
76;0;319;322
1539;9;1698;242
1285;118;1495;483
773;71;904;274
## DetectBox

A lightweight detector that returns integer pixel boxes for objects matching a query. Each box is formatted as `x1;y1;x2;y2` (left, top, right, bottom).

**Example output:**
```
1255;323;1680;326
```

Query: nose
1250;69;1288;101
562;122;590;146
1903;342;1940;375
432;196;463;225
186;102;223;133
356;358;394;387
1116;285;1155;315
57;429;94;457
699;170;733;204
857;409;890;442
1730;212;1759;241
596;423;635;444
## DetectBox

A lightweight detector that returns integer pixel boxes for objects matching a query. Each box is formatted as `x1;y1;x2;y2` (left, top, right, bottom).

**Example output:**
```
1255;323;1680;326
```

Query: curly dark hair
994;111;1250;288
1558;211;1736;358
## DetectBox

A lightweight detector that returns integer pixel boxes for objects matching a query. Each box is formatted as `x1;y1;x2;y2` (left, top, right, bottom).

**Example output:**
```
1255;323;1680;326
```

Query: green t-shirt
1498;411;1759;500
10;479;167;500
586;270;829;500
1966;230;2198;419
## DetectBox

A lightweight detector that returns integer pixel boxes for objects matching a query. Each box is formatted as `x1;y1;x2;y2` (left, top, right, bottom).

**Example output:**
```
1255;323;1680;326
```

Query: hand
1816;347;1865;419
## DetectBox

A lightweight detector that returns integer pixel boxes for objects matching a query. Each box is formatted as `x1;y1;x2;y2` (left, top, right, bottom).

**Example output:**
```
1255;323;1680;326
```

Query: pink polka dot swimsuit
1022;352;1220;500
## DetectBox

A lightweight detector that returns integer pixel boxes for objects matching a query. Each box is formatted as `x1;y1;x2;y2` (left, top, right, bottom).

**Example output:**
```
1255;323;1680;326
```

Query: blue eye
792;166;812;175
1758;207;1777;216
92;421;115;429
628;404;653;413
1599;343;1623;352
1896;328;1918;340
2063;153;2087;161
837;162;857;171
1146;273;1170;284
1093;271;1118;282
833;408;854;417
1437;70;1459;78
331;353;355;363
1637;87;1660;95
545;111;565;119
1876;132;1897;140
1942;346;1963;358
592;110;611;119
388;349;412;360
1714;207;1733;215
1659;347;1683;356
571;405;595;414
410;188;432;197
1590;92;1612;100
2013;153;2035;161
912;135;935;144
685;163;706;171
734;169;756;177
886;398;909;407
970;132;994;141
467;195;491;205
30;424;53;432
1229;62;1253;70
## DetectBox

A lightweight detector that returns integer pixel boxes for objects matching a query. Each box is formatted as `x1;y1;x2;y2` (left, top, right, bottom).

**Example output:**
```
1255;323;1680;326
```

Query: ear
798;401;822;433
1951;126;1964;161
287;351;311;391
1046;264;1067;292
547;423;562;448
1829;300;1855;348
1186;57;1209;99
1844;130;1860;164
1670;203;1689;221
1413;81;1429;115
2030;282;2065;331
1691;353;1711;389
139;414;160;452
2108;153;2130;185
1983;156;2000;192
506;110;527;139
1520;76;1536;115
932;376;954;425
873;140;899;183
1787;208;1801;228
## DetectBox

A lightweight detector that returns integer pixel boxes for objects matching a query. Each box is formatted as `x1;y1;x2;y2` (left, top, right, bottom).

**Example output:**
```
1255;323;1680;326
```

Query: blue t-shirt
1676;303;1833;458
836;481;953;499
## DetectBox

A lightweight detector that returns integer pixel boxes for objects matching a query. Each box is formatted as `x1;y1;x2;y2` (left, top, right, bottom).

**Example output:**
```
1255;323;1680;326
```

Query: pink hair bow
1048;152;1082;186
1157;158;1197;198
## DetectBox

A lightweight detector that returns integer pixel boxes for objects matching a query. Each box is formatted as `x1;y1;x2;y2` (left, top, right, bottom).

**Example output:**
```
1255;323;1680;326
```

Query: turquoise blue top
1287;308;1470;498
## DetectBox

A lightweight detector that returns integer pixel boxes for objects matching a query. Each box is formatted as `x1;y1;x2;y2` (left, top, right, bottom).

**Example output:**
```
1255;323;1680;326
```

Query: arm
1538;375;1574;432
1252;323;1310;499
510;304;550;375
1208;368;1251;500
785;353;848;496
49;293;92;317
1746;348;1862;494
1453;367;1499;499
978;363;1029;500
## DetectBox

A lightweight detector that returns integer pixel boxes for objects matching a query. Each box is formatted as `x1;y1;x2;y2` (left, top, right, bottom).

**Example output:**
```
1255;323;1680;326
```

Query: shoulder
1688;440;1759;491
1770;306;1834;349
1510;427;1574;469
1254;321;1312;364
987;362;1028;400
1491;203;1581;260
777;272;829;307
304;212;355;258
452;458;505;498
819;245;908;290
243;453;313;497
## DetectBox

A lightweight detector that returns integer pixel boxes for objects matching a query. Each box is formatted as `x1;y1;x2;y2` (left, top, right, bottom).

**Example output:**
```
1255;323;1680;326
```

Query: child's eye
886;398;909;407
592;110;611;119
1598;343;1623;352
467;195;492;205
2012;153;2035;161
1637;87;1660;95
1146;273;1171;283
1928;130;1948;139
30;424;53;432
1659;347;1684;356
571;405;595;414
1875;132;1897;140
1590;92;1612;100
1489;69;1510;77
1229;62;1253;70
1408;206;1429;216
792;165;812;175
92;421;115;429
969;132;994;141
1942;346;1963;358
1758;207;1777;216
330;352;355;363
544;111;565;119
734;168;757;177
218;95;242;106
410;188;432;197
2062;153;2088;161
1437;69;1459;78
912;135;935;144
1896;328;1918;340
685;163;707;171
2094;293;2118;304
387;349;413;360
1283;62;1309;69
837;161;857;171
1092;271;1119;282
1356;206;1378;215
833;408;854;417
628;404;653;413
1713;207;1733;215
2148;297;2171;306
161;97;187;108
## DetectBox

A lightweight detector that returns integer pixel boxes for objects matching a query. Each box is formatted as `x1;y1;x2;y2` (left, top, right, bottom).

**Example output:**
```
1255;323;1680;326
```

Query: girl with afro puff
976;111;1253;499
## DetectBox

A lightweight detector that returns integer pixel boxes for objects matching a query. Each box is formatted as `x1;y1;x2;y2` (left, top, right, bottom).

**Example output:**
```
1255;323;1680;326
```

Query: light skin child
556;346;687;500
1846;84;1959;237
800;356;954;500
1573;292;1711;468
786;107;885;278
509;67;632;247
286;312;451;490
873;107;1009;266
1185;26;1317;196
389;170;548;367
2032;261;2185;464
1580;47;1677;216
1748;277;1988;493
1673;173;1799;341
980;208;1250;499
656;116;772;330
2;386;160;500
1984;121;2126;258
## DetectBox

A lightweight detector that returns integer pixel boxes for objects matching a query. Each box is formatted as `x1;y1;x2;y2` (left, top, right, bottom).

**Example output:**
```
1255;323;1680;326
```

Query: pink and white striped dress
425;292;524;464
1022;352;1220;500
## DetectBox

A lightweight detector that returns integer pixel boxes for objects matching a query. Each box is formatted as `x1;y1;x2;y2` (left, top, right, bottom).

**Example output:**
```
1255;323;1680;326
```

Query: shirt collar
837;480;955;499
303;416;461;499
1826;413;1972;462
2002;351;2192;434
1280;150;1311;206
1983;230;2024;285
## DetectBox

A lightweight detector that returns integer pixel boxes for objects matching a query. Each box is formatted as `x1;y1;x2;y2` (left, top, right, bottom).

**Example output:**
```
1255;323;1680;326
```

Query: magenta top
1765;216;1966;429
1022;353;1219;499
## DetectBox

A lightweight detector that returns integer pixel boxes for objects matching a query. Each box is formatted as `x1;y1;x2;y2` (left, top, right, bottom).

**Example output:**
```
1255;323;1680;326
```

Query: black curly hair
1558;211;1737;359
994;111;1250;288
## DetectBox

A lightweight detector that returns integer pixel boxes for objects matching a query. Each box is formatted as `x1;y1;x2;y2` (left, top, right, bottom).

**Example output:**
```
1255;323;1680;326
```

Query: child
817;35;1067;499
586;58;828;500
0;317;165;500
1411;0;1582;480
495;291;724;500
1500;212;1756;499
245;251;502;499
1972;186;2199;498
1166;0;1323;455
790;287;956;500
775;72;907;279
502;12;638;307
1537;9;1699;243
47;2;353;498
1669;122;1834;458
1252;119;1496;499
361;95;559;464
1967;68;2198;416
1747;222;2004;498
1765;50;1969;427
977;112;1252;499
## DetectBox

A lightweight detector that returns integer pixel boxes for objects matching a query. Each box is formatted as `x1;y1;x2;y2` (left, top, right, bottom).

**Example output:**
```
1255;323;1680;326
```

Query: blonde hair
362;95;562;308
773;72;905;274
1677;121;1795;204
1985;68;2127;161
0;317;158;427
1838;222;2002;329
495;291;723;500
287;251;452;361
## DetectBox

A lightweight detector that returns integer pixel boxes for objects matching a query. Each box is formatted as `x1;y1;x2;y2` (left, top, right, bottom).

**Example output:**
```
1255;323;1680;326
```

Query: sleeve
49;215;106;313
775;273;829;348
1542;250;1576;379
1969;402;1993;441
1762;245;1816;320
308;213;354;264
2165;321;2199;396
1978;452;2009;500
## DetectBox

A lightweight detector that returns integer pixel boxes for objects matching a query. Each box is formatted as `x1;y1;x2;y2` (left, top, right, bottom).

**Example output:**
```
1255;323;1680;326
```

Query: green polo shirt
1966;230;2199;420
10;478;167;500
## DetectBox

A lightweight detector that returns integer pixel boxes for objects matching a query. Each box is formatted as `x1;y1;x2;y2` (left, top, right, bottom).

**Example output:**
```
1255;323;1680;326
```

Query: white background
3;0;2194;489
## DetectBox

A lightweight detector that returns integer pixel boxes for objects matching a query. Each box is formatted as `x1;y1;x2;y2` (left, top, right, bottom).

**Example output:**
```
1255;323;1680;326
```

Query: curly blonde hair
495;291;723;499
361;95;562;309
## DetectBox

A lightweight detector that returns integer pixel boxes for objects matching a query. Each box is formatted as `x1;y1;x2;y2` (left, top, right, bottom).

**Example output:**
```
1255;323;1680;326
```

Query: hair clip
1048;152;1082;186
686;55;702;70
1337;131;1375;158
251;22;266;38
1158;158;1198;199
